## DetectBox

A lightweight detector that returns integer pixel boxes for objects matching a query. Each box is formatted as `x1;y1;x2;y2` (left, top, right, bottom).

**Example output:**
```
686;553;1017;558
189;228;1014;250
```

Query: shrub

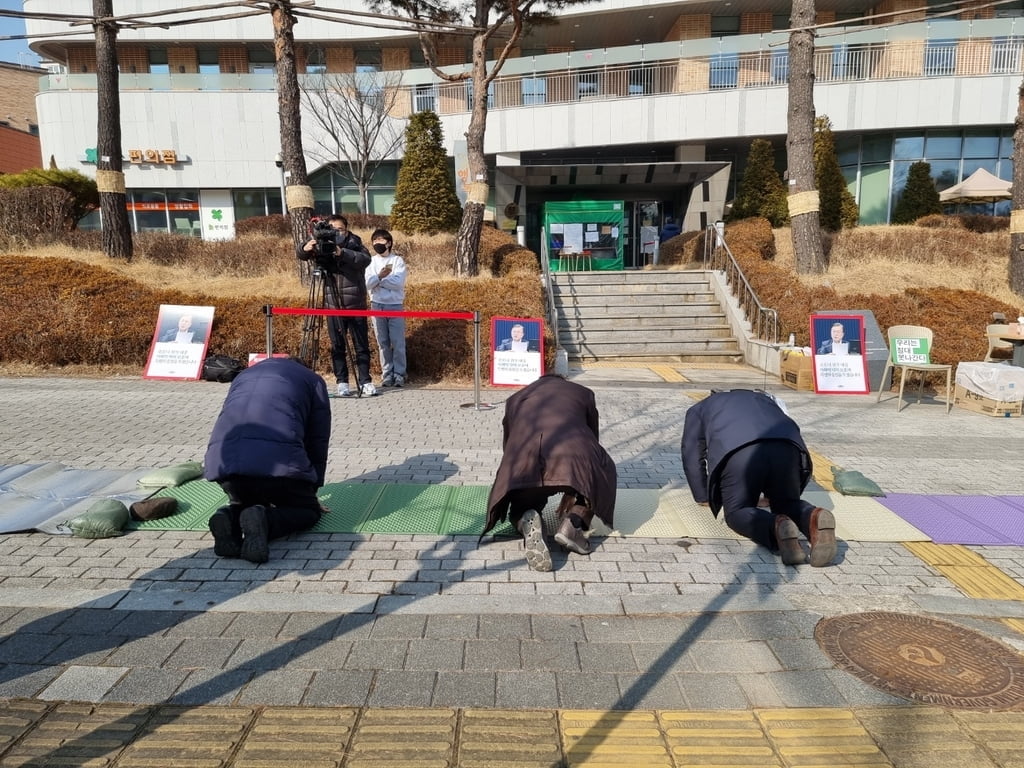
235;214;292;238
390;111;462;234
914;214;963;229
0;168;99;227
958;214;1008;234
728;139;789;227
814;117;859;231
893;161;942;224
0;187;76;244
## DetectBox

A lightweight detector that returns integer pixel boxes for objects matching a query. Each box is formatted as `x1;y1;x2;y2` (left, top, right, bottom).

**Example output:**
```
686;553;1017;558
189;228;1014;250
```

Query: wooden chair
985;324;1013;362
876;324;953;413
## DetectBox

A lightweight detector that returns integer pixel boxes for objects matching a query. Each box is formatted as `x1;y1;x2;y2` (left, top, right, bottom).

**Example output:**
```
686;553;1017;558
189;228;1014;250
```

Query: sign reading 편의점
893;337;930;365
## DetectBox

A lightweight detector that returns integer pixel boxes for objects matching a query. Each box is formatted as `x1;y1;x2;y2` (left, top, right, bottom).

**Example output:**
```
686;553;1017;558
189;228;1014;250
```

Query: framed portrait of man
144;304;215;380
810;313;869;394
491;316;544;386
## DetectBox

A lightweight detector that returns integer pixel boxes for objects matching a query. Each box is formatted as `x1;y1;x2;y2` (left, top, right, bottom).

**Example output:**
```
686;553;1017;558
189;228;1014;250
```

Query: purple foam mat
877;494;1024;545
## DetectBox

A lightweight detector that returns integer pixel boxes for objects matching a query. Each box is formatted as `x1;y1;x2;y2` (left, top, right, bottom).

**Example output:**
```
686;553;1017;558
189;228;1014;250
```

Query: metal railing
703;225;778;346
40;35;1024;115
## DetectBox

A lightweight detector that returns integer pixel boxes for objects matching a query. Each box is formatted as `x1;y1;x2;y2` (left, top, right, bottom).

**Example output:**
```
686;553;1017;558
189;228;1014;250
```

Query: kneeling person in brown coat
483;374;617;571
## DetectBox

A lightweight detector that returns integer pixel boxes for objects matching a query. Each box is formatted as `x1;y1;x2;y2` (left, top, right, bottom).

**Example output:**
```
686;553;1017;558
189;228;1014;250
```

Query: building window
414;84;437;112
197;48;219;74
923;39;956;76
355;49;381;73
148;49;168;75
771;50;789;83
521;76;546;105
306;47;326;75
576;72;600;99
709;53;739;89
248;47;275;75
992;37;1022;73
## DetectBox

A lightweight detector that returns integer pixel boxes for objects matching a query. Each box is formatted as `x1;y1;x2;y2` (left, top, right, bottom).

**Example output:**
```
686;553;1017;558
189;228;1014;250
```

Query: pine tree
390;111;462;233
813;116;859;231
892;161;942;224
729;138;789;227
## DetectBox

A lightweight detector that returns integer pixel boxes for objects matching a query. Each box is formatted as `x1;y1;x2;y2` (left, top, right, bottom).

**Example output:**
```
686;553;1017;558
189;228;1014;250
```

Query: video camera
311;219;338;266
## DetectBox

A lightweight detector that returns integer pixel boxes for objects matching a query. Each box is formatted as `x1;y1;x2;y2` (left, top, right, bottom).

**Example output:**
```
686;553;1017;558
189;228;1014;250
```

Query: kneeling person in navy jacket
204;356;331;563
681;389;837;567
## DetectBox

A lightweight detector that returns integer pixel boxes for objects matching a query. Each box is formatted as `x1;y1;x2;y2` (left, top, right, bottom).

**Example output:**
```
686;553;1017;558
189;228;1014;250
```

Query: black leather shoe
240;505;269;564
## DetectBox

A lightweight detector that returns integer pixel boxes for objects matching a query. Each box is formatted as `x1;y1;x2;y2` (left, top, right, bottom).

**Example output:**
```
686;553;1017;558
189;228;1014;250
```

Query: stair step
561;338;740;355
559;326;734;342
558;317;727;330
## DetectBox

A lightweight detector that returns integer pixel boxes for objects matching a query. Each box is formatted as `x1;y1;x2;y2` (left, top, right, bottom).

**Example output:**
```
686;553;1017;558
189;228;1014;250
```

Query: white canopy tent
939;167;1012;204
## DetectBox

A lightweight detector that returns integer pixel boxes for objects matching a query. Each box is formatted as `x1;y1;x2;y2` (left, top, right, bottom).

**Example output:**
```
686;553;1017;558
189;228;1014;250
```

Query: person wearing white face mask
364;228;408;388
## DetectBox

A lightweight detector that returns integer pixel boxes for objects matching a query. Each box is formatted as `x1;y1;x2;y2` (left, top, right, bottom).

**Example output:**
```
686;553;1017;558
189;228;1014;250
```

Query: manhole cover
816;611;1024;710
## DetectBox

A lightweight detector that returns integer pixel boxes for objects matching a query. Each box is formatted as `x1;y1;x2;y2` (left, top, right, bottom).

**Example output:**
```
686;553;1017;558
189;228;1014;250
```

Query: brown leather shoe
774;514;805;566
808;507;837;567
516;509;552;572
554;516;591;555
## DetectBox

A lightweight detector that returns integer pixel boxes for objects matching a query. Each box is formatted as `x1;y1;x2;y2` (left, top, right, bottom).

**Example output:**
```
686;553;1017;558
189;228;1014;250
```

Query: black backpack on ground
202;354;246;383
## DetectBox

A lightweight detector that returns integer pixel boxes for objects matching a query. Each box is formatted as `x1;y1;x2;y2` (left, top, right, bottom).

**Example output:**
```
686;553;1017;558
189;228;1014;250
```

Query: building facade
22;0;1022;263
0;60;43;175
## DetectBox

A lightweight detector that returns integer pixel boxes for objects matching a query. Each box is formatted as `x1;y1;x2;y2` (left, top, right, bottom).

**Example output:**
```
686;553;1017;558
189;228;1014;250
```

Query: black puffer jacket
297;231;371;309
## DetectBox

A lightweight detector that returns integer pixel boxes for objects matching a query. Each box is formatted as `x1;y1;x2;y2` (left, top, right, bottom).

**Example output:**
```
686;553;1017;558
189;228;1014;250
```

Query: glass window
368;189;396;215
924;131;961;159
248;46;275;75
522;76;546;104
709;53;738;89
835;135;860;167
414;84;437;113
963;131;999;158
355;49;381;73
893;135;924;160
576;72;599;99
1001;134;1014;159
197;48;219;75
930;159;960;192
862;134;892;164
710;16;740;36
992;37;1022;73
371;163;398;186
132;190;169;233
923;39;956;76
336;188;361;214
148;48;168;75
232;190;269;221
771;49;788;83
306;47;326;75
961;158;999;179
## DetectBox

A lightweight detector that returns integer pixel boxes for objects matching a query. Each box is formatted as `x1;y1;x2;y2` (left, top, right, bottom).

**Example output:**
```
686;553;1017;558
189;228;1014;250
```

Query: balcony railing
40;35;1023;119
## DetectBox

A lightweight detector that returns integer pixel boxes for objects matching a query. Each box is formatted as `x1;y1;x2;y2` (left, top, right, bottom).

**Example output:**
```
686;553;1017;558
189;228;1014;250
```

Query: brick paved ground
1;366;1023;766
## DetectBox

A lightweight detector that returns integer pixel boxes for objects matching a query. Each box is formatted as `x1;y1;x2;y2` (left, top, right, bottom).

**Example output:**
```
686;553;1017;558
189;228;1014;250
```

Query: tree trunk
272;2;311;252
786;0;825;275
93;0;132;260
454;28;490;277
1010;79;1024;296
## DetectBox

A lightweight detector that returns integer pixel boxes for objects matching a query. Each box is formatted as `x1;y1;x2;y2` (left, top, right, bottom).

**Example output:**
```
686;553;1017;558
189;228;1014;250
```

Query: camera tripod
298;265;365;398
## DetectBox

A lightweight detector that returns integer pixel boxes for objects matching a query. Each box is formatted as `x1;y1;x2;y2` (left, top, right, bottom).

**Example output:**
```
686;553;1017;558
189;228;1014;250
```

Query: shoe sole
810;508;837;567
554;528;591;555
520;510;552;572
776;516;806;566
239;507;269;564
209;513;240;559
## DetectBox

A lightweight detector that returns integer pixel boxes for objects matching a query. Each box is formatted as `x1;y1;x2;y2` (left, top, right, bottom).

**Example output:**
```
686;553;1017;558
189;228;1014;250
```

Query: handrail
703;224;778;346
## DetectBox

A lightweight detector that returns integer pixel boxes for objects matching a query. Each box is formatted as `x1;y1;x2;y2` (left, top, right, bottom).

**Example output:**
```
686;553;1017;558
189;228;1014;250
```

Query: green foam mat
125;480;227;531
315;483;386;532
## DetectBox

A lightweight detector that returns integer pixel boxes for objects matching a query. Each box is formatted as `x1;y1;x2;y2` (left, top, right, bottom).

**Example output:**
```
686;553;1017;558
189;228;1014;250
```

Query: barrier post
263;305;273;355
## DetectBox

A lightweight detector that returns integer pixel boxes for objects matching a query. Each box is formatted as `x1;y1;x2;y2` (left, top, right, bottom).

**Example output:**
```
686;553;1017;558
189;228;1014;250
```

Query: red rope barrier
271;306;474;321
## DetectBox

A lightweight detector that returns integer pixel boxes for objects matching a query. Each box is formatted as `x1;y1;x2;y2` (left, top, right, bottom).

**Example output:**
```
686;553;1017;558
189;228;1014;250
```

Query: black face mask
373;243;388;254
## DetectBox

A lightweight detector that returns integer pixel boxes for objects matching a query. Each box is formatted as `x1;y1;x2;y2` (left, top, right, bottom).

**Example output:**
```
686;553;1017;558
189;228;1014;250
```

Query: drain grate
816;611;1024;710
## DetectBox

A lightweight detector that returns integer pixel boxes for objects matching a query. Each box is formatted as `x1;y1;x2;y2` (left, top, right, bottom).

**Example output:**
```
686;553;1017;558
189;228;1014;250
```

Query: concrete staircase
549;270;743;363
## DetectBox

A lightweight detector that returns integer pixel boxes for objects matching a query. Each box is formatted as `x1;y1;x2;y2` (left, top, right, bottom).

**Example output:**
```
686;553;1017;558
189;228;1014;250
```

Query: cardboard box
780;350;814;391
953;383;1023;418
955;362;1024;402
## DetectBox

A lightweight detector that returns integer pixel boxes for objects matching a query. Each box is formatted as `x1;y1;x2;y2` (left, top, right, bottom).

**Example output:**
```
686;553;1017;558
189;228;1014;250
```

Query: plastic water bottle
787;333;796;348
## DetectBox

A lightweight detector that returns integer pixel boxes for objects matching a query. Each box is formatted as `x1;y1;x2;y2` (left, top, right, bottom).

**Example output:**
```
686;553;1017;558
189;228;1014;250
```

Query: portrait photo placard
144;304;215;380
810;313;869;395
491;316;545;387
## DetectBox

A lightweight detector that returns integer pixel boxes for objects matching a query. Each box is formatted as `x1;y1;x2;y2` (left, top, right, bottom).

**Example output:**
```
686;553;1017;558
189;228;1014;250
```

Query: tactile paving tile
660;710;781;767
347;708;455;767
560;710;673;767
828;492;931;542
878;494;1024;545
233;707;357;766
587;488;680;538
458;709;562;767
655;488;746;539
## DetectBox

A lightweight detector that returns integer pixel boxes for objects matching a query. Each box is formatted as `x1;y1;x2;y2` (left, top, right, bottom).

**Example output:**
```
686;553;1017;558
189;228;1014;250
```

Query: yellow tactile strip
903;541;1024;601
7;701;1024;766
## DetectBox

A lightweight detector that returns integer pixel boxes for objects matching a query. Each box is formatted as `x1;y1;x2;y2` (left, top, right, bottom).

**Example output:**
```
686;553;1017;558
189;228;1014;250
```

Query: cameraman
297;215;376;397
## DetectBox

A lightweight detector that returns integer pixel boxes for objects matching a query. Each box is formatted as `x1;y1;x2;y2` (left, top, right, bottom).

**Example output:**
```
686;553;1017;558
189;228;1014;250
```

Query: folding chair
876;324;952;413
